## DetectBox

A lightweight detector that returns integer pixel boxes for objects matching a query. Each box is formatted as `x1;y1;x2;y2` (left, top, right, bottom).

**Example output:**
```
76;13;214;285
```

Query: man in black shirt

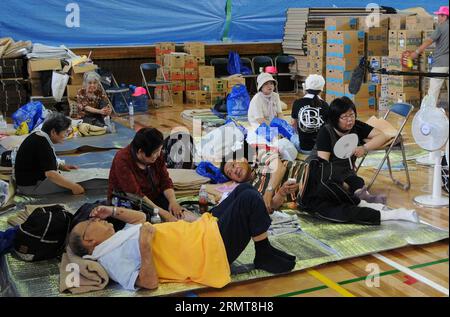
15;113;85;196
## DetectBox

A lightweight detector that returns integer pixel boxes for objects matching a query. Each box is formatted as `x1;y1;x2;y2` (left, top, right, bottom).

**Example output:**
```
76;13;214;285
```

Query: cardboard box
325;16;359;31
198;66;215;78
358;15;390;30
345;83;377;98
423;30;436;49
155;88;171;105
326;31;365;58
184;68;198;80
185;80;200;91
171;91;184;105
171;80;185;92
30;78;43;96
186;90;208;105
396;91;421;108
389;15;409;30
200;78;227;93
163;54;186;68
307;56;326;72
388;75;420;92
326;68;353;85
351;96;377;110
388;30;398;52
66;85;82;99
366;27;389;56
209;92;227;105
387;52;419;72
155;42;176;56
70;73;84;85
381;75;389;85
72;62;97;74
184;55;202;69
28;59;62;72
184;42;205;58
397;31;423;51
326;57;359;71
378;97;392;113
162;67;185;80
226;76;246;89
326;82;346;95
307;44;326;58
406;15;435;30
307;31;326;46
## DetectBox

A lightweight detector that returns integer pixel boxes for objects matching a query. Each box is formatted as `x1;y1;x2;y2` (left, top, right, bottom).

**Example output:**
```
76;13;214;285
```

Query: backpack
163;131;195;169
14;205;73;261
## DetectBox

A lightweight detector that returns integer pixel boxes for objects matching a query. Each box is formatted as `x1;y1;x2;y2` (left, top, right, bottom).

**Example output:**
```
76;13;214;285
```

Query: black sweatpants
211;183;272;264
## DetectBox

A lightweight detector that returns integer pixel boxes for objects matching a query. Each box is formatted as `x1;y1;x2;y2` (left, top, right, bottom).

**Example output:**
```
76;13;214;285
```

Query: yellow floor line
307;269;356;297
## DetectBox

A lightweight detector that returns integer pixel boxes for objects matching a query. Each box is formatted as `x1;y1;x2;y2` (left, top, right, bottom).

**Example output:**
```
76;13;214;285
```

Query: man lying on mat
108;128;186;222
15;113;85;196
69;184;296;290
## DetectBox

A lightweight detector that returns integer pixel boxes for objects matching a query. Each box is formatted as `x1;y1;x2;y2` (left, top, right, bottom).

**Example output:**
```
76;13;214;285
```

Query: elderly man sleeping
68;184;296;291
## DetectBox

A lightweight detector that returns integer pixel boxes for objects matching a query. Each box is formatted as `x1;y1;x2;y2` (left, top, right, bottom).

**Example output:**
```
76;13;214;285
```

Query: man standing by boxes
411;6;449;106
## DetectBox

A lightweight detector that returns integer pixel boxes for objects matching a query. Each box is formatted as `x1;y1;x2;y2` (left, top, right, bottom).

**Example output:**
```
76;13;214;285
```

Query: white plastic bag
276;138;298;161
52;71;70;102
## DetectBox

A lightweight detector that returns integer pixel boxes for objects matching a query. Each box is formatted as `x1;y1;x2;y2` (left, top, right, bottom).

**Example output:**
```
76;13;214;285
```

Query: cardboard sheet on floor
0;198;447;296
54;123;135;155
61;150;118;169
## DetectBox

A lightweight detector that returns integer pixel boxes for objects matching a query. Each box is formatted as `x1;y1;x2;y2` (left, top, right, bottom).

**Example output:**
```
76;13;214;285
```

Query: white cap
304;74;325;91
257;72;277;91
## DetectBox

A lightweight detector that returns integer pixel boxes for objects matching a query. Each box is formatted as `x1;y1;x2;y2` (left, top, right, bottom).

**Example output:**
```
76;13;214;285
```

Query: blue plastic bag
255;122;277;143
226;84;250;118
0;226;18;256
227;51;252;75
132;95;148;113
12;101;45;131
196;161;229;184
270;118;296;140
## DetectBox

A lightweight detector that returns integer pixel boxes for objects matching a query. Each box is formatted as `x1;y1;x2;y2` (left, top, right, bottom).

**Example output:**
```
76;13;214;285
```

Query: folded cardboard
28;58;62;72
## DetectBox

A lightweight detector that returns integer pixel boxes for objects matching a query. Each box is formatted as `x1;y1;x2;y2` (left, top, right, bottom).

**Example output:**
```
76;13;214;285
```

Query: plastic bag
255;122;277;143
12;101;45;131
51;71;69;102
270;117;296;140
226;84;250;118
227;51;252;75
196;161;229;184
276;138;298;161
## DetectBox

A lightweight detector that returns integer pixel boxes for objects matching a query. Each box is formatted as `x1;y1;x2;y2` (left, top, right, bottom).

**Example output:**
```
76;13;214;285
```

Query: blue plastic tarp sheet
0;0;226;46
0;0;440;46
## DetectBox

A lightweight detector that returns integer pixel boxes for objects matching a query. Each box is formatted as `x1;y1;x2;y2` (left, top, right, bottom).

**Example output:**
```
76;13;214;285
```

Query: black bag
163;131;195;169
442;156;449;194
14;205;73;261
0;150;12;167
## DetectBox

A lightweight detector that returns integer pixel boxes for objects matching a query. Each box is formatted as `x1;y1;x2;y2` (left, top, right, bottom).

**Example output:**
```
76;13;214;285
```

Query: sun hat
434;6;449;16
257;72;277;91
304;74;325;91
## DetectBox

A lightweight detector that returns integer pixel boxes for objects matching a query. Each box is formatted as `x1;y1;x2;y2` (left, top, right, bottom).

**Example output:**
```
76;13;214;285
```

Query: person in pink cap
411;6;449;106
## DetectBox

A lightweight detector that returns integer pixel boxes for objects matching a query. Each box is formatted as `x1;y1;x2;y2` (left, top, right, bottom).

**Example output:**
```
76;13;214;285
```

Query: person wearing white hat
247;73;283;129
410;6;449;106
291;74;329;153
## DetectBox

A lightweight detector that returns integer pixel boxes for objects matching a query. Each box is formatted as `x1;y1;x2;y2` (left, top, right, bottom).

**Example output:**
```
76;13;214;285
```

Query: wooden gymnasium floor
114;94;449;297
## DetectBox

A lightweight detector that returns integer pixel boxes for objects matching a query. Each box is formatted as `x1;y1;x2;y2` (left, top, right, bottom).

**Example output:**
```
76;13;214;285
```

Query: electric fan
411;99;449;207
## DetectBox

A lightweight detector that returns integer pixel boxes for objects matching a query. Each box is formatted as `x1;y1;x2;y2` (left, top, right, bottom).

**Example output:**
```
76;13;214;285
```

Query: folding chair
274;55;298;93
140;63;172;108
252;56;273;75
209;57;229;78
356;103;414;190
96;69;129;116
241;57;257;94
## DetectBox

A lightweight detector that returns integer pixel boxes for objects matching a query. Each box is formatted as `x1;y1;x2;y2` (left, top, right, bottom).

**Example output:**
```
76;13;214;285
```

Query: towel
59;247;109;294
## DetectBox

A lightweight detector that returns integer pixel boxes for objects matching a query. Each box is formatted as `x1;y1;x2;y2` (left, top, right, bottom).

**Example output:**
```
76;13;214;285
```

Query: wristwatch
266;185;274;192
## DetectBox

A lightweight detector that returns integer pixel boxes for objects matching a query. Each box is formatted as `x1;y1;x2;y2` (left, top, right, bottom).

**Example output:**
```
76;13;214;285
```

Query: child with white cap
291;74;329;153
247;72;283;129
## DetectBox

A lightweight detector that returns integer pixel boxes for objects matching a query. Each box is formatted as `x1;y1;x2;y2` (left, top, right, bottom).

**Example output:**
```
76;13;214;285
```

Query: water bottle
427;53;433;72
128;100;134;116
11;147;18;166
151;208;161;224
0;115;7;132
112;196;119;207
198;185;209;214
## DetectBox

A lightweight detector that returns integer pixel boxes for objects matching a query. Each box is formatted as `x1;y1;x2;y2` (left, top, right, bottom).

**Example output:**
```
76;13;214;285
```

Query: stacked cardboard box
27;58;62;97
306;31;326;76
1;58;29;116
325;29;365;104
406;15;435;31
66;62;98;102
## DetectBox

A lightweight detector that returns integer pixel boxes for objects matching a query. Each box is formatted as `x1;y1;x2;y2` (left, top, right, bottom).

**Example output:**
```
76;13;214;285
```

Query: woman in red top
75;71;112;126
108;128;185;222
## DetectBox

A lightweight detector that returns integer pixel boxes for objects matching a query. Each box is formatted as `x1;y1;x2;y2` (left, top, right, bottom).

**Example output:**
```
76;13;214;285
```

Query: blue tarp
0;0;440;47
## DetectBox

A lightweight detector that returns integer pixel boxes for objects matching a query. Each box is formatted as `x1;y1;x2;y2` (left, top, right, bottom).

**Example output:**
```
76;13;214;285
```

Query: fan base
414;195;449;208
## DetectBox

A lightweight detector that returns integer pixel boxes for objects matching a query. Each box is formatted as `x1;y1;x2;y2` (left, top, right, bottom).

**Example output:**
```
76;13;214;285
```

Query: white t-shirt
247;92;282;129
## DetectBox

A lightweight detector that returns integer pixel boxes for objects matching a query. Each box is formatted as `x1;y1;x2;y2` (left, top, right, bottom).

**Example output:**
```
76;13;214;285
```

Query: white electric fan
333;133;359;169
416;95;444;166
411;96;449;207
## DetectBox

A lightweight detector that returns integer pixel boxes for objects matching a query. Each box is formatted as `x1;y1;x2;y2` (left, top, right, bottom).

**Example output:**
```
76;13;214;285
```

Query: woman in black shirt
15;113;85;196
300;97;419;225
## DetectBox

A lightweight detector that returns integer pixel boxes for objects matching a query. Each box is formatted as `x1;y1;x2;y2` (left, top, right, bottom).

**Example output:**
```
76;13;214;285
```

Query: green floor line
277;258;449;297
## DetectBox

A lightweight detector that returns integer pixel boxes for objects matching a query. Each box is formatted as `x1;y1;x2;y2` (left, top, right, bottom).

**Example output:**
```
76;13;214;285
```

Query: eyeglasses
339;113;356;121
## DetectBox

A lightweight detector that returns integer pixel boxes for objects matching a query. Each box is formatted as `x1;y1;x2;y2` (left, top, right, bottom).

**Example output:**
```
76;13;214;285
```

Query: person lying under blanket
69;183;296;291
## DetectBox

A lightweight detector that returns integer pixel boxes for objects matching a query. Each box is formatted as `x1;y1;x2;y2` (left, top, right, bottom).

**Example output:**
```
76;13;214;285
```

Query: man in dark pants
211;183;296;272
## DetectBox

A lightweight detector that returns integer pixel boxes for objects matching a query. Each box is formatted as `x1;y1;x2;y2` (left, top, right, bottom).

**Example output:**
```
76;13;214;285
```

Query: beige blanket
59;247;109;294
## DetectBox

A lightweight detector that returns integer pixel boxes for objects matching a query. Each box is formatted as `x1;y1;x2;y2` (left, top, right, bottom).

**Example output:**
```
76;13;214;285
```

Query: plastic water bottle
198;185;209;214
11;147;18;166
128;100;134;116
427;53;433;72
0;115;7;132
151;208;161;224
